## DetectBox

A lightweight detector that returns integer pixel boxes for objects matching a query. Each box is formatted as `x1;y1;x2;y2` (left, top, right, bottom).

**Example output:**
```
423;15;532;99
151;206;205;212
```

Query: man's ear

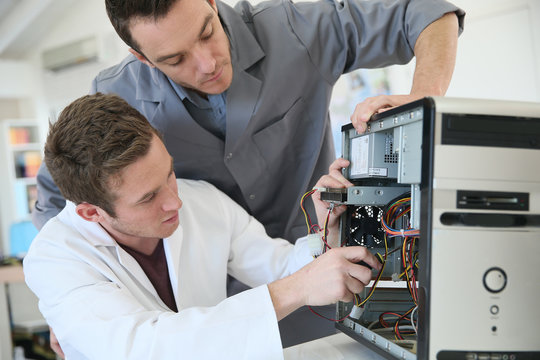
75;203;106;223
129;48;155;68
207;0;218;12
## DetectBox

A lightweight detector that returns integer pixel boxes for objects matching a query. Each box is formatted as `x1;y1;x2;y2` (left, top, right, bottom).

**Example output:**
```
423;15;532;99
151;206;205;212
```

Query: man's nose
163;187;182;212
193;46;216;74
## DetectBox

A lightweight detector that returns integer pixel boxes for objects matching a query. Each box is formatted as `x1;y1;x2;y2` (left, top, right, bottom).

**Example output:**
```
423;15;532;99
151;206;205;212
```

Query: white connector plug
349;305;364;319
307;232;324;258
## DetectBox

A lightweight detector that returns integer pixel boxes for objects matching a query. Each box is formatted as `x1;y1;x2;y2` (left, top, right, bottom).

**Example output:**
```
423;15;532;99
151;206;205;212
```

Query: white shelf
10;143;41;152
14;177;37;184
0;119;42;257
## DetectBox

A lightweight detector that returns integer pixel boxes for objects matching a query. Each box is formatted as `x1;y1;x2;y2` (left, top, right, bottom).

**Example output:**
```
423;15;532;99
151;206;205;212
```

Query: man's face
129;0;233;95
98;135;182;249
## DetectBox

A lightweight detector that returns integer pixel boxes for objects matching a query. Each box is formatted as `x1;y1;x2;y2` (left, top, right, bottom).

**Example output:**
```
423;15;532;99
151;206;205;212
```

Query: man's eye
143;193;156;203
169;58;184;66
202;29;213;41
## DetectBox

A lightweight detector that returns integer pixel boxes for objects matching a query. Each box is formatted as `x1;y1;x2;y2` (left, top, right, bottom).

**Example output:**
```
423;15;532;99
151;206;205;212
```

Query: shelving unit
0;120;42;258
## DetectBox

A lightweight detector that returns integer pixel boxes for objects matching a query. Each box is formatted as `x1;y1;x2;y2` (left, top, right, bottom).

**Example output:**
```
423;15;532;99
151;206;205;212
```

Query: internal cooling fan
346;206;386;248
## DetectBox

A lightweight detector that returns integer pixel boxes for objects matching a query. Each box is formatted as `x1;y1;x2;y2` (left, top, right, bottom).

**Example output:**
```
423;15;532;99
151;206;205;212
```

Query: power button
483;267;507;293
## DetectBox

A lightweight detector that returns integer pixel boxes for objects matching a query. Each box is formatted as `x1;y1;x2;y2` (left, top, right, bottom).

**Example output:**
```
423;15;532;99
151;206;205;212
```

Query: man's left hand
311;158;353;247
350;94;423;133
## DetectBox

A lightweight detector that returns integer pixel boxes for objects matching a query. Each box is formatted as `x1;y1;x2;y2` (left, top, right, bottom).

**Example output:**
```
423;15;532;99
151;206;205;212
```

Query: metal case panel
334;97;540;360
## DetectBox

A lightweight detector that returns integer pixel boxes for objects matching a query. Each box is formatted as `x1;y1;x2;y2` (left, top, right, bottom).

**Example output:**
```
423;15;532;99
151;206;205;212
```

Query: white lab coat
24;179;313;359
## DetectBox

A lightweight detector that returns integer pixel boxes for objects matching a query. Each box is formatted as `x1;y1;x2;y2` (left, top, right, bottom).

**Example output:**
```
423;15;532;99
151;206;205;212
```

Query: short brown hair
105;0;179;54
44;93;162;216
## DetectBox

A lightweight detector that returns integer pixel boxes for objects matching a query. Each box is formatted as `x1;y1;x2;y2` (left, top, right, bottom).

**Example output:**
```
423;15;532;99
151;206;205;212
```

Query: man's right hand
49;326;65;359
267;246;381;320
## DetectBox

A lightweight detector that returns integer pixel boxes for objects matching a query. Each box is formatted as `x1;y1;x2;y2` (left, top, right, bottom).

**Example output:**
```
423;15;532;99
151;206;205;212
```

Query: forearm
411;12;459;96
267;246;382;321
267;275;305;321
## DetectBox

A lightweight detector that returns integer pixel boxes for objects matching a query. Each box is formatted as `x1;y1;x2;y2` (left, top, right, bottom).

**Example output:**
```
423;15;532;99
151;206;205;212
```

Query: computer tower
322;97;540;359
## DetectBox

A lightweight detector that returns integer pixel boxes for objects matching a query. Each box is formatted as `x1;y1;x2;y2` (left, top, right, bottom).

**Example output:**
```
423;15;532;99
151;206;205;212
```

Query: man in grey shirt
33;0;464;346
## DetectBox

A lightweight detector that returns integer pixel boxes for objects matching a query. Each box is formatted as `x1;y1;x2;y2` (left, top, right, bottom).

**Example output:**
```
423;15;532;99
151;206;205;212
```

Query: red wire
394;307;414;340
408;238;418;303
379;312;405;328
308;306;349;322
322;209;332;252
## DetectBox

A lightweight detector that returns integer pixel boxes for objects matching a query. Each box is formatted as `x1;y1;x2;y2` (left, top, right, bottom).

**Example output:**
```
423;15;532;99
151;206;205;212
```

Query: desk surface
0;264;25;360
284;332;386;360
0;264;24;283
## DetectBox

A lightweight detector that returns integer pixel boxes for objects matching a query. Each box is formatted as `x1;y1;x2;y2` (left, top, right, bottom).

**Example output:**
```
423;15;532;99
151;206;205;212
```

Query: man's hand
311;158;353;247
49;327;65;359
350;94;421;133
350;12;459;133
268;246;381;320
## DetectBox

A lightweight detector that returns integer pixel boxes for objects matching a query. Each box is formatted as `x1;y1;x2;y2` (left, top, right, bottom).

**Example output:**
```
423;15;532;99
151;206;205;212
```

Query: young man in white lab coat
24;93;380;359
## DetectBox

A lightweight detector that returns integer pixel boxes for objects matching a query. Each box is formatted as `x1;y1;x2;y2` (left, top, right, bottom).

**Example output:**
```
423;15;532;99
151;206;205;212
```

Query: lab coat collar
60;201;117;248
59;202;156;295
59;201;184;308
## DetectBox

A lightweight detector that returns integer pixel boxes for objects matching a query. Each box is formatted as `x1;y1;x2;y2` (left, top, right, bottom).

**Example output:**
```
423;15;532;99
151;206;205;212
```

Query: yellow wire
358;234;388;307
300;190;315;233
402;238;418;305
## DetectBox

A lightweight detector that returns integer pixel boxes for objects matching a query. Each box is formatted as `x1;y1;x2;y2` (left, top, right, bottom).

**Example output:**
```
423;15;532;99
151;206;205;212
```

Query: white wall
0;60;38;122
27;1;127;125
448;0;540;102
0;60;36;99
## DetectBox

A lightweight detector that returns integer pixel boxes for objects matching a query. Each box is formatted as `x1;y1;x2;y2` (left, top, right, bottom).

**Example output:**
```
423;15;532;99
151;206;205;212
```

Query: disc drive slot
440;212;540;227
457;190;529;211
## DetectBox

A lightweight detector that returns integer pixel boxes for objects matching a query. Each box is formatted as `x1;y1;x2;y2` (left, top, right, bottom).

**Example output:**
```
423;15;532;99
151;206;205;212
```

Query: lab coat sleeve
283;0;465;83
205;182;313;287
24;230;284;360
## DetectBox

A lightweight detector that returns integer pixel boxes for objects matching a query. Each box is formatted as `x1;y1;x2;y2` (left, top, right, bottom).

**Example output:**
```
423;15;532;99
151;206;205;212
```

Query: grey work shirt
33;0;465;241
169;78;228;140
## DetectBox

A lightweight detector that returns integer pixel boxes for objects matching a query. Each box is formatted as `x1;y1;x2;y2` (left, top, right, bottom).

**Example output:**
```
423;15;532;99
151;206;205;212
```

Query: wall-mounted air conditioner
41;36;98;72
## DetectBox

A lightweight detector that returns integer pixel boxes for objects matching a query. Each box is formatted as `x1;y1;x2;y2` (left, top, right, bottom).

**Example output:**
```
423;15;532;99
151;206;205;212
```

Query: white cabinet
0;120;42;257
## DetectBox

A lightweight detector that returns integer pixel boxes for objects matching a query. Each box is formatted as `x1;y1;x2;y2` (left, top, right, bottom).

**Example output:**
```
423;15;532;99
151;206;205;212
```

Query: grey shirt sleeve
32;162;66;230
285;0;465;84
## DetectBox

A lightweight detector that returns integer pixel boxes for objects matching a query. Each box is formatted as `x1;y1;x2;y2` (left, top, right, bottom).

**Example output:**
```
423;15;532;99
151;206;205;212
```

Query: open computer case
320;97;540;359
